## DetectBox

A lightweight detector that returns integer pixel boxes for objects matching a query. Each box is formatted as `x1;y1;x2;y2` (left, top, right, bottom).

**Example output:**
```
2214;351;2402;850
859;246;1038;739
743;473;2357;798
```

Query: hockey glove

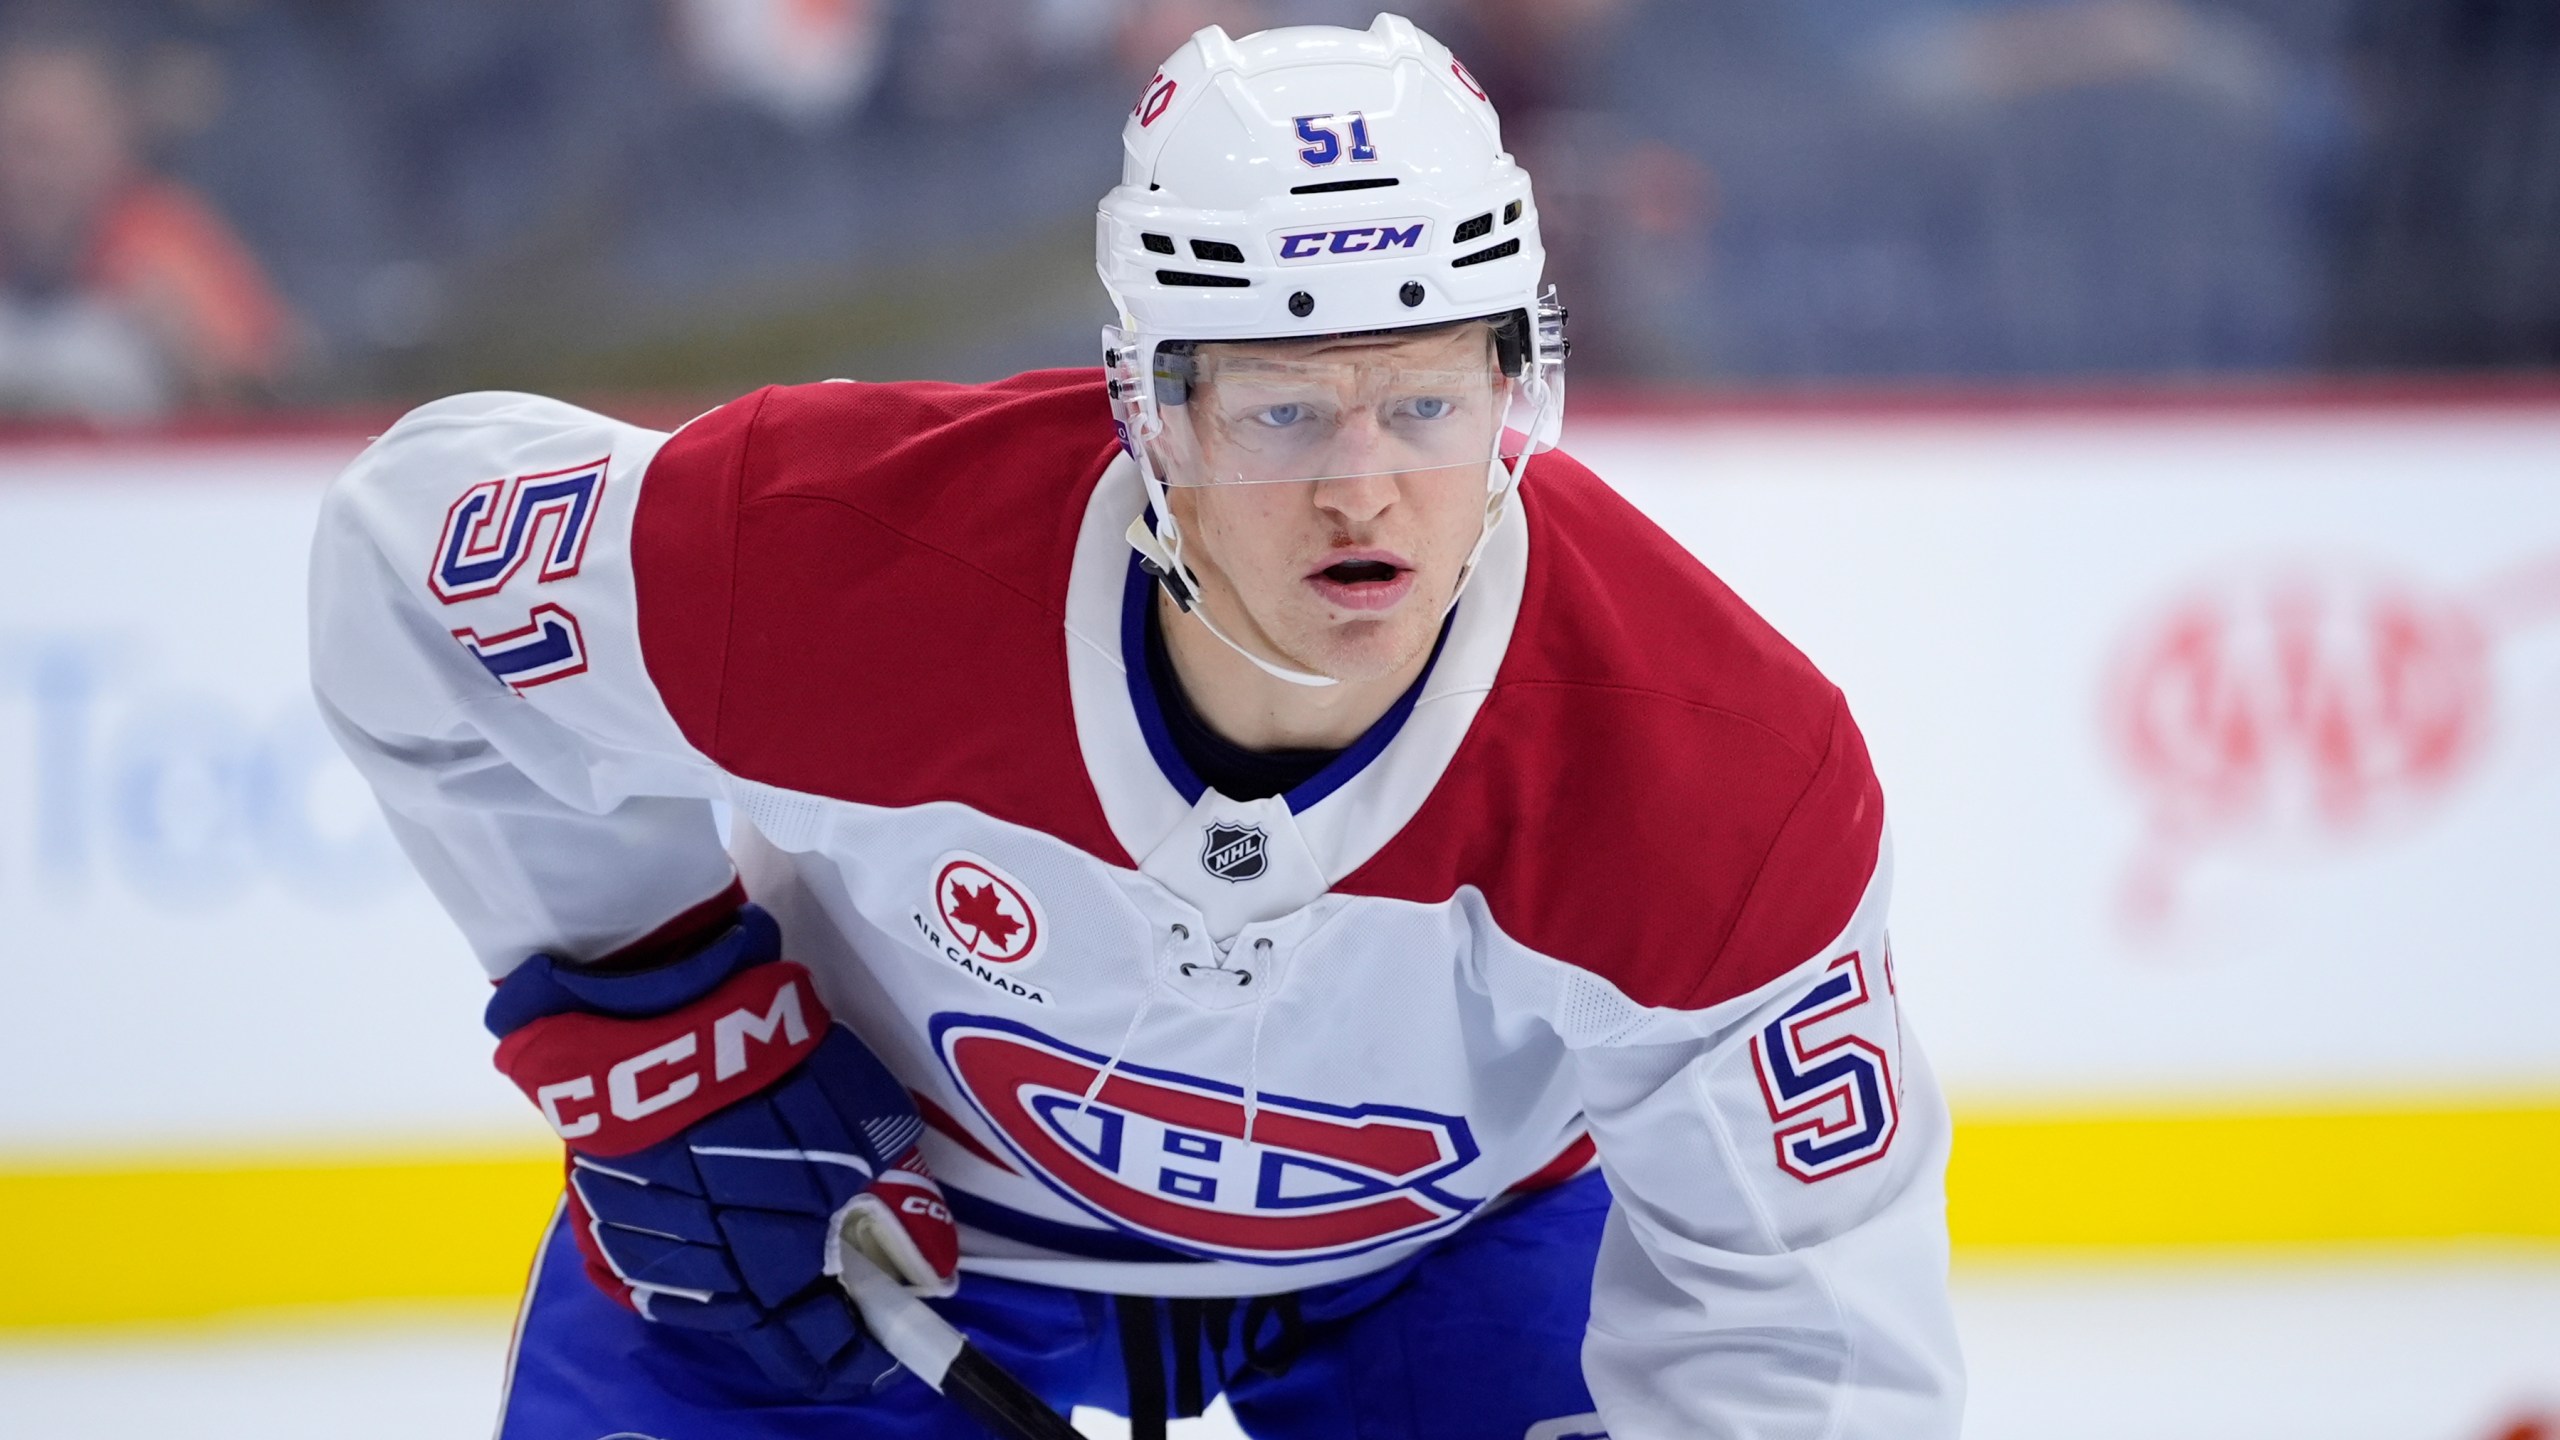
486;904;959;1401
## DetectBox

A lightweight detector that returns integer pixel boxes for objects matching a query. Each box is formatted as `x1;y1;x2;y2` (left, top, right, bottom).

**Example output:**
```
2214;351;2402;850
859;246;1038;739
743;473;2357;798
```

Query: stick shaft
942;1349;1091;1440
837;1251;1087;1440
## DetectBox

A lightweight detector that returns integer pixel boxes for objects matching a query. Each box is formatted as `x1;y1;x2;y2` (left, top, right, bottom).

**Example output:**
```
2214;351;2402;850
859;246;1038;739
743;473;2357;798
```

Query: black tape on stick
942;1348;1090;1440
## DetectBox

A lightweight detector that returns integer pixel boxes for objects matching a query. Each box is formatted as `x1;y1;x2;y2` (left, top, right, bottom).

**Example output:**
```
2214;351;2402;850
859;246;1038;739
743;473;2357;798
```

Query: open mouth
1320;559;1403;586
1306;553;1416;613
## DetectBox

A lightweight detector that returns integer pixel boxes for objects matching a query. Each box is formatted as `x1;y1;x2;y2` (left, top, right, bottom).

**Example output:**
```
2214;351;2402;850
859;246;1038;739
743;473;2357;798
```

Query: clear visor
1148;328;1549;487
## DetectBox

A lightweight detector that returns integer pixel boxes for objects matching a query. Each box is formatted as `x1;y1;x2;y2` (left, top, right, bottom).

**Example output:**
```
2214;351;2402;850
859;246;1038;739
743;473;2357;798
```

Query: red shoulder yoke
1338;452;1883;1012
631;371;1134;867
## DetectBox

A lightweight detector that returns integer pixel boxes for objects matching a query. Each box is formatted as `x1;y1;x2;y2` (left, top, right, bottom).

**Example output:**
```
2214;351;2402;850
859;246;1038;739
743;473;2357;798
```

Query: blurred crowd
0;0;2551;422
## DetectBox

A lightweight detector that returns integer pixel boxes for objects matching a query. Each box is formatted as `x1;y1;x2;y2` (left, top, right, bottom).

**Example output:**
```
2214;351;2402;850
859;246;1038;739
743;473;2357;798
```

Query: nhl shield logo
1200;822;1268;882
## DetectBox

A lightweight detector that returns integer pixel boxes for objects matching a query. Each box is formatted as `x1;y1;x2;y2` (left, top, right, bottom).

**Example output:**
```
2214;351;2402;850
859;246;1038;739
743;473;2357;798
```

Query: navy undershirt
1141;591;1345;802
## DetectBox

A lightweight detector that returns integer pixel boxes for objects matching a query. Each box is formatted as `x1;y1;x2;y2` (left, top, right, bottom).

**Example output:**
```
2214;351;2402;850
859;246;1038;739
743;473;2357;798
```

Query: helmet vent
1453;213;1494;243
1450;238;1521;269
1189;239;1246;264
1156;270;1251;288
1503;200;1523;224
1290;177;1400;195
1141;233;1177;255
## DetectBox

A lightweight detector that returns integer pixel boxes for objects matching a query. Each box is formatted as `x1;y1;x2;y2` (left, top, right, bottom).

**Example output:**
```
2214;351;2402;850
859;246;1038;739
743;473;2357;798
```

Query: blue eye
1253;403;1308;428
1405;396;1454;420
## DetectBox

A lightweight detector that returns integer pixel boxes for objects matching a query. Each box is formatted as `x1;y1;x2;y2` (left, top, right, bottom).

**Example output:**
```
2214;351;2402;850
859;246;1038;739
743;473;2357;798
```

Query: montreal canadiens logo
932;1014;1482;1264
932;855;1043;966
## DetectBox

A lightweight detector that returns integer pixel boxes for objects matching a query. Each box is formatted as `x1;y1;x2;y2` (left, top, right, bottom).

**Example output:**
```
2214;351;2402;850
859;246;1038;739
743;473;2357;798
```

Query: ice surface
1;1261;2552;1440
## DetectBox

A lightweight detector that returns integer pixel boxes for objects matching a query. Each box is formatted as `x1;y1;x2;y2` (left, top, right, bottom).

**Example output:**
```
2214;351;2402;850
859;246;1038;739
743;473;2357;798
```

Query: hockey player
312;16;1962;1439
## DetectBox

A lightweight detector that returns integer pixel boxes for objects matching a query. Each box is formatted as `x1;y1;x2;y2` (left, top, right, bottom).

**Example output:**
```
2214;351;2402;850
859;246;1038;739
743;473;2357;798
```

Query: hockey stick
836;1246;1089;1440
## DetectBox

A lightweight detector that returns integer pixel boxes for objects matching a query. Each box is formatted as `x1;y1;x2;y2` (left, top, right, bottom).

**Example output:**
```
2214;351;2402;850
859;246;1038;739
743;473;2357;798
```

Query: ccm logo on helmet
495;964;829;1156
1273;221;1425;262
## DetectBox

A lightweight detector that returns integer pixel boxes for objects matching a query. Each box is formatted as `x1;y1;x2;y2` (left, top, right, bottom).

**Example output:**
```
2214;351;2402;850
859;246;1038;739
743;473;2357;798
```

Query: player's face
1164;324;1502;683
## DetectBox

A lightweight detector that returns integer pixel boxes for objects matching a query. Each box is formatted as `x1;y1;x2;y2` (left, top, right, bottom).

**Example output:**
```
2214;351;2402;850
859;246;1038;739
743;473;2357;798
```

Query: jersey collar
1119;550;1452;813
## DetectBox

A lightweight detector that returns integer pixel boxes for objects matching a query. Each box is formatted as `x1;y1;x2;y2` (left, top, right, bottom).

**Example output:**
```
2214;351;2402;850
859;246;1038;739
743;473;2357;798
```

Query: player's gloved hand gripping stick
485;904;970;1402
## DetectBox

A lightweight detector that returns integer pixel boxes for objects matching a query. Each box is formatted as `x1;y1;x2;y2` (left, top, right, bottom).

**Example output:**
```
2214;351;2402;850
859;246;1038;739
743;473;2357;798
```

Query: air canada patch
910;854;1050;1005
932;1014;1483;1264
1200;822;1267;882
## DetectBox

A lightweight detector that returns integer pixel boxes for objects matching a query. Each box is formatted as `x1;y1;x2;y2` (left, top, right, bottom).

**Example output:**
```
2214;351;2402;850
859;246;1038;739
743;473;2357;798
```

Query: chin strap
1125;515;1339;689
1446;455;1514;606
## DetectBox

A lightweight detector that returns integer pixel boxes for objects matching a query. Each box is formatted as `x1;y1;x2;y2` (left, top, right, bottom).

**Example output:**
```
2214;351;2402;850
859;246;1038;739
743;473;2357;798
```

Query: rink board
5;1098;2558;1328
1;399;2555;1326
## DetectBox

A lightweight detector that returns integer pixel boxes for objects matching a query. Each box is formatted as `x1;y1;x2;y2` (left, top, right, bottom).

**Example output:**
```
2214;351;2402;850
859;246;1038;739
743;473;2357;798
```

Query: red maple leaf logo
946;880;1024;955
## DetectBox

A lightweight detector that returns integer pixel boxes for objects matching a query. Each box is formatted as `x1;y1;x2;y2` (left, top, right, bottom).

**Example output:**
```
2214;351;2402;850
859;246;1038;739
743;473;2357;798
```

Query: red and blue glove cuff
490;906;833;1158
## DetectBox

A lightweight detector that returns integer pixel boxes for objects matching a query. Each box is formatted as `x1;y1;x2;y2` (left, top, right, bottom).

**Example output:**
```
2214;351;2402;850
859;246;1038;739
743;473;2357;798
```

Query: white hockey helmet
1098;14;1568;687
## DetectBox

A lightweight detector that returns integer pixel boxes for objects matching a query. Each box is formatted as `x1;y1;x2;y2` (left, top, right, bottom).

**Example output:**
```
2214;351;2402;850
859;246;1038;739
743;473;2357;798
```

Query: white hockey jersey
310;372;1963;1436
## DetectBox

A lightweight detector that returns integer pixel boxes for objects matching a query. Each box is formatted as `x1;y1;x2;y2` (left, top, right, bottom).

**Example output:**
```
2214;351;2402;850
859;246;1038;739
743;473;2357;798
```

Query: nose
1307;412;1397;524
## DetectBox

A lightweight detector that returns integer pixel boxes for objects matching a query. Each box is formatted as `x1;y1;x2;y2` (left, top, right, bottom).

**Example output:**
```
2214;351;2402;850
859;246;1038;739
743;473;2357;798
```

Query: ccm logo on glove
495;963;826;1155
